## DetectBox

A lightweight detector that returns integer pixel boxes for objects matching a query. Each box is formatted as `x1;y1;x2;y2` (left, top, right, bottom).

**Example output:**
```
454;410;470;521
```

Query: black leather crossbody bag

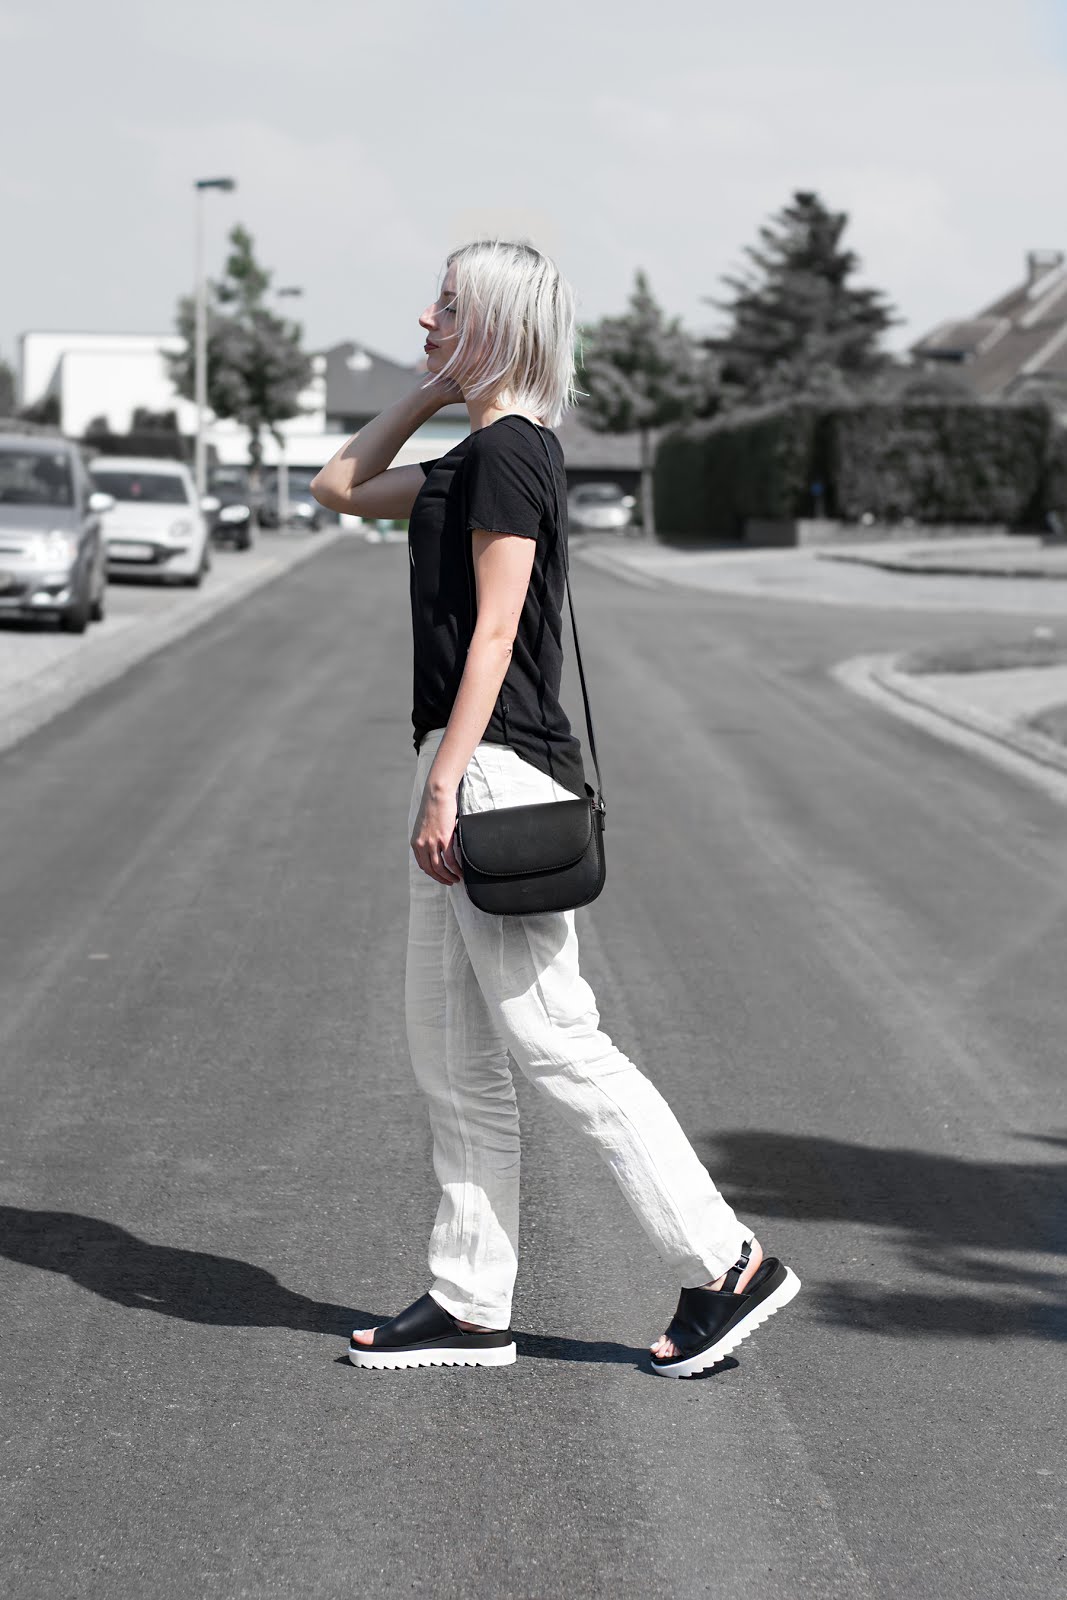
456;422;606;916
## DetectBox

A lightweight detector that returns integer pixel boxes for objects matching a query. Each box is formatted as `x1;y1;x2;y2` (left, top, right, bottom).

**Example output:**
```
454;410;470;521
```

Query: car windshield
573;484;623;503
91;470;190;505
0;449;74;507
209;470;249;494
265;471;316;498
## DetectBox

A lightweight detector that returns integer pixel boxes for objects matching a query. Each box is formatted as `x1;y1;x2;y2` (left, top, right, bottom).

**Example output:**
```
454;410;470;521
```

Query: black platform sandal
348;1292;517;1371
650;1241;801;1379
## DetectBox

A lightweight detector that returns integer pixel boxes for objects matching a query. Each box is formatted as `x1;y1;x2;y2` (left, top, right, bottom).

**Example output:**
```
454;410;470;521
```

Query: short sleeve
418;459;439;477
463;427;549;540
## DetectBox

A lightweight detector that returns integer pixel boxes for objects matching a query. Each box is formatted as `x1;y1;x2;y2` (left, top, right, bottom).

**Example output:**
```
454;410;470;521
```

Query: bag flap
458;798;593;877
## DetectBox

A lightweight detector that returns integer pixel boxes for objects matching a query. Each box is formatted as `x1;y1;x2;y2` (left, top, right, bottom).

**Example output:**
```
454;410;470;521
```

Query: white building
16;330;467;472
19;331;197;438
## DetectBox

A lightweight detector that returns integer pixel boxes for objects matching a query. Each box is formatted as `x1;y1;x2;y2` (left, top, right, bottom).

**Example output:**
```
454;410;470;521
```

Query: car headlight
28;531;78;566
218;503;250;523
169;519;194;540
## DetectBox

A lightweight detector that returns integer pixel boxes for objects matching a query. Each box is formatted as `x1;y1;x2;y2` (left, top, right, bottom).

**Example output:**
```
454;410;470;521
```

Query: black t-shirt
408;413;587;799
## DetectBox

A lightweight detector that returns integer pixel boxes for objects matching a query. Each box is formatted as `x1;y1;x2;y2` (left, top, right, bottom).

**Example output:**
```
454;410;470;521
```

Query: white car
88;457;211;586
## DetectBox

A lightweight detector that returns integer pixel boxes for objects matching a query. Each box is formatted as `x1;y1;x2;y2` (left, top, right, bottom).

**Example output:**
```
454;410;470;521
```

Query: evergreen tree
166;225;312;476
19;394;60;427
576;269;717;538
707;191;898;406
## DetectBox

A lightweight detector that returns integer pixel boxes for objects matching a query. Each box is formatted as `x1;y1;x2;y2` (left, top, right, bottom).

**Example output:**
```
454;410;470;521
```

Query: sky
2;0;1065;382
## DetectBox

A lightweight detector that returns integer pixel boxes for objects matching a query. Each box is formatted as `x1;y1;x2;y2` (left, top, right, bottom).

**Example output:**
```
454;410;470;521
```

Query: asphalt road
1;540;1064;1599
0;529;340;753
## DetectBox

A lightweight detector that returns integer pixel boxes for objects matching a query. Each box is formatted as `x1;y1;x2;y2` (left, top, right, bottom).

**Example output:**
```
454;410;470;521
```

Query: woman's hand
411;782;463;885
420;371;465;409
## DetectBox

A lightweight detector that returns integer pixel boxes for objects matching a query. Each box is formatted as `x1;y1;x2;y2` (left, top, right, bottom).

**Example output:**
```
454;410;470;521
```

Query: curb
817;549;1067;580
831;651;1067;806
0;528;345;757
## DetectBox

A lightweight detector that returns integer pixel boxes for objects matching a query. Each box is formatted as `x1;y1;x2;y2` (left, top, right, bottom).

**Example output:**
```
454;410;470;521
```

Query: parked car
258;467;324;530
203;466;255;550
566;481;636;533
0;433;109;631
88;457;211;586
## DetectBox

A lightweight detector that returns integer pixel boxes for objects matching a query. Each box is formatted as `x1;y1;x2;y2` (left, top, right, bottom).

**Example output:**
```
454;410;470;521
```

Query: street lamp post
273;285;303;529
193;176;236;498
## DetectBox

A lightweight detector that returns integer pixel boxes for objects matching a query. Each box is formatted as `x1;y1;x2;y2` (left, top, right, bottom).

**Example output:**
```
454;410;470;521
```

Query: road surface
2;540;1064;1598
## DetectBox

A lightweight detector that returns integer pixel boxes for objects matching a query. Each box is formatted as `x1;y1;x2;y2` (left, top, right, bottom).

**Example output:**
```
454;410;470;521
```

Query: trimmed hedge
654;399;1059;541
654;403;818;541
826;402;1049;525
1045;425;1067;518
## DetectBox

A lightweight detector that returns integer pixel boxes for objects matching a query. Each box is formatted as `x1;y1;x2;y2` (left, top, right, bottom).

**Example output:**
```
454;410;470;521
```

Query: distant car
0;434;109;631
203;466;255;550
258;468;324;530
566;481;636;533
89;457;211;586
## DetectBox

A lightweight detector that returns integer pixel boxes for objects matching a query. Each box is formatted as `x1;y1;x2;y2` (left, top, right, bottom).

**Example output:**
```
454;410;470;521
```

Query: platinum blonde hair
423;238;583;429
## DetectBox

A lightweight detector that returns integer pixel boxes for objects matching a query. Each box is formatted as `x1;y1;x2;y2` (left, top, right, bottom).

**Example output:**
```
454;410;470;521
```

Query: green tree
575;269;717;538
166;225;312;475
19;393;60;427
708;190;898;407
0;355;15;417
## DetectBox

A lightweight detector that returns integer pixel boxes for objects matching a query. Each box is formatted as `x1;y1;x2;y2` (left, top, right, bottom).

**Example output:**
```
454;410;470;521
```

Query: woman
310;239;799;1378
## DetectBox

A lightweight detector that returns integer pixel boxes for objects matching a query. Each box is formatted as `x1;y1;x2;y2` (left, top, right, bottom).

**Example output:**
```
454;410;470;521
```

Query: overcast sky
2;0;1065;380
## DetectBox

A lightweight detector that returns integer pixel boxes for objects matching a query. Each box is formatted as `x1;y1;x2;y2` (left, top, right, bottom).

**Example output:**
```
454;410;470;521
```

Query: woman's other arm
409;531;536;885
309;375;460;517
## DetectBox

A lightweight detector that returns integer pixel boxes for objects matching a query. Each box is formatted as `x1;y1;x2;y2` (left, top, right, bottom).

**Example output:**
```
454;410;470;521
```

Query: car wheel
184;550;209;588
89;586;106;623
59;586;91;633
237;530;252;551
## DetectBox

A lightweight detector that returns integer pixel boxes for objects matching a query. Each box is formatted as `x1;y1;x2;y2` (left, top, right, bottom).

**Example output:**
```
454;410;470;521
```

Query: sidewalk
574;535;1067;614
832;652;1067;805
816;534;1067;579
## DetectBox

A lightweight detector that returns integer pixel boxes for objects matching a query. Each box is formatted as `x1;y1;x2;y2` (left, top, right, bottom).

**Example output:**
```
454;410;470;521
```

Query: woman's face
419;270;459;373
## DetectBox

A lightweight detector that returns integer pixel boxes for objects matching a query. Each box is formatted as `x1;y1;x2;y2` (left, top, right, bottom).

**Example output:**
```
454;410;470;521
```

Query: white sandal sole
651;1267;801;1379
348;1341;518;1371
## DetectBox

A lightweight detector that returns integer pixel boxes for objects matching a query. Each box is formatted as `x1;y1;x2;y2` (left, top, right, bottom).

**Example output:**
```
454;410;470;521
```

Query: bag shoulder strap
530;422;605;807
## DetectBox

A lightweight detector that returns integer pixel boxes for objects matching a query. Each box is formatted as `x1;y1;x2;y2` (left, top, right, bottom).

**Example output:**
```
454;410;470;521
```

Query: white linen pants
406;727;750;1327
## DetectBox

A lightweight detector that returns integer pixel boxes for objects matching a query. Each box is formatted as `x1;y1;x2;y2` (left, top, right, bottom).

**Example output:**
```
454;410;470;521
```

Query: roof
555;415;642;470
0;431;80;454
322;341;465;421
320;341;643;466
911;252;1067;396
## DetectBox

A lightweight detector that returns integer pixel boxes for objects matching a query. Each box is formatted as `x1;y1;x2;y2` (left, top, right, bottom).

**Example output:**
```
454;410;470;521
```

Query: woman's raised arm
310;375;460;516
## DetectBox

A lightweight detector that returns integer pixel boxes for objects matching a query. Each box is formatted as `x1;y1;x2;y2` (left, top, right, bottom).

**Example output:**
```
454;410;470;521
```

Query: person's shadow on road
697;1129;1067;1342
0;1207;668;1370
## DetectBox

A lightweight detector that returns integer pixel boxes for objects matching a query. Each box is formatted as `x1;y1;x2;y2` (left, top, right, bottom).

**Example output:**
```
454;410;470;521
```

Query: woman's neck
467;399;544;432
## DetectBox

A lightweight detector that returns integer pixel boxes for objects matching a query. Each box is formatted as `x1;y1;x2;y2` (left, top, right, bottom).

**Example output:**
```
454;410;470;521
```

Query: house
911;251;1067;401
322;339;643;494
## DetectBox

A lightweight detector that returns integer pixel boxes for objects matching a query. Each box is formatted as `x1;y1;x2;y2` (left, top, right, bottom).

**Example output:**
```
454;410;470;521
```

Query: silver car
0;434;110;632
566;481;636;533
